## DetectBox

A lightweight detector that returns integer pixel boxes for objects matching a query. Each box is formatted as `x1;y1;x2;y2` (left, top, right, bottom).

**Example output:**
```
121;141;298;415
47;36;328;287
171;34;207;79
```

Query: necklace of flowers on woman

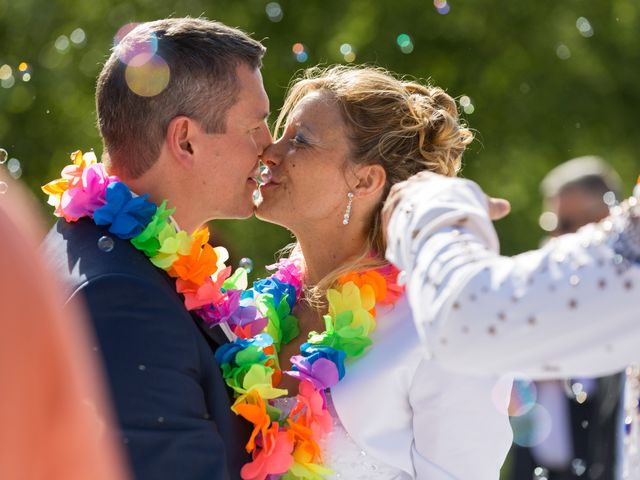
42;150;405;480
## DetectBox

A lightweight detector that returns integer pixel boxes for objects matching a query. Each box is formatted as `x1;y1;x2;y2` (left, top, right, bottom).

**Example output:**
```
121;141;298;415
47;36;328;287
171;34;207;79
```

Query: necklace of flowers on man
42;150;405;480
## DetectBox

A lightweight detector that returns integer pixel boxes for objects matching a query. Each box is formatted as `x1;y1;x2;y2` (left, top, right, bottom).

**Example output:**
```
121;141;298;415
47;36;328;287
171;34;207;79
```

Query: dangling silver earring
343;192;354;225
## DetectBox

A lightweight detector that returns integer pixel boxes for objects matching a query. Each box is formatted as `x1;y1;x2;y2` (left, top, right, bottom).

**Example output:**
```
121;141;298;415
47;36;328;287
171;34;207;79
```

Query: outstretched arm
385;173;640;379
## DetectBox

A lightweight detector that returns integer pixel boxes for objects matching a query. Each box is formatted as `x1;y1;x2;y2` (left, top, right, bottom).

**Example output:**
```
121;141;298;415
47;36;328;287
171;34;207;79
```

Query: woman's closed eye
290;133;309;147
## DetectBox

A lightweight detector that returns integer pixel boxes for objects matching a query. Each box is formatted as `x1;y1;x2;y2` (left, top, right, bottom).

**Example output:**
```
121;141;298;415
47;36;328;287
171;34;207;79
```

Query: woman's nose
261;141;281;167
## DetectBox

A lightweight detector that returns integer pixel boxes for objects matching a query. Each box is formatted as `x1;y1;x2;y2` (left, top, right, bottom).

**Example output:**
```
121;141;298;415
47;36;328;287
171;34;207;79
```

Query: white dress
385;174;640;478
273;296;513;479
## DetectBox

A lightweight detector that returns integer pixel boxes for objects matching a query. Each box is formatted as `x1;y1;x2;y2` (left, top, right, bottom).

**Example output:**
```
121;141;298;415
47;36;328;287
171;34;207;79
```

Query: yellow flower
150;223;192;270
326;281;376;335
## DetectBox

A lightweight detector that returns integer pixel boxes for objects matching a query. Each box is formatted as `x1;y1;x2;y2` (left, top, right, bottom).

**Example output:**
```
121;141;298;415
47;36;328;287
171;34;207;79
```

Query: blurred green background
1;0;638;275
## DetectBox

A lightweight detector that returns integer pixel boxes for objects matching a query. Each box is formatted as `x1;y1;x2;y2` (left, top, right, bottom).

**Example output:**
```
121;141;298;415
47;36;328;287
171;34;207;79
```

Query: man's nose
256;123;273;155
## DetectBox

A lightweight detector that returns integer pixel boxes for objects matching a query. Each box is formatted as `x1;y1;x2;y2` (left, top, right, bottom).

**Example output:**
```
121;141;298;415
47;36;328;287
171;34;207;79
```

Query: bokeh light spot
508;378;537;416
539;211;558;232
510;403;553;447
125;55;170;97
114;23;140;46
265;2;283;22
292;43;305;55
396;34;412;48
55;35;70;53
344;52;356;62
0;65;12;81
340;43;353;55
576;17;594;38
70;28;87;45
18;62;28;72
556;44;571;60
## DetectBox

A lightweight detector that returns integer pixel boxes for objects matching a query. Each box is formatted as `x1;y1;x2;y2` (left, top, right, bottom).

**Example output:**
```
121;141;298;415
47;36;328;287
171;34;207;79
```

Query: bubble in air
265;2;283;22
603;191;617;206
0;148;7;164
509;378;537;416
125;55;170;97
98;236;115;252
510;403;553;447
0;182;7;194
239;257;254;273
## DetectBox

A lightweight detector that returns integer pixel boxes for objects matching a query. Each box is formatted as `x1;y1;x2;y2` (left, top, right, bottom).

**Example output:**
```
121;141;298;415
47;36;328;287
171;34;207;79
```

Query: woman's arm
385;174;640;379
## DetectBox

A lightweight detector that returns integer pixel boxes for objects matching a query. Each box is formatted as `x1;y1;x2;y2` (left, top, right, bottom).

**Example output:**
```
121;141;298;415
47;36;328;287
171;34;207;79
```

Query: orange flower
338;270;387;306
233;391;272;454
168;227;219;284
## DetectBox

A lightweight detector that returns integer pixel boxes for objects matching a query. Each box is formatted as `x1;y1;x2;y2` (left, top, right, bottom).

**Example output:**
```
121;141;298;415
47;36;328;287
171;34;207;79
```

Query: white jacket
331;295;513;479
385;175;640;379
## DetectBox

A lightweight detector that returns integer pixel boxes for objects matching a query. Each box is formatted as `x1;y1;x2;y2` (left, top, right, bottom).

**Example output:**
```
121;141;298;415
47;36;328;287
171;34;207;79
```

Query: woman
215;65;513;479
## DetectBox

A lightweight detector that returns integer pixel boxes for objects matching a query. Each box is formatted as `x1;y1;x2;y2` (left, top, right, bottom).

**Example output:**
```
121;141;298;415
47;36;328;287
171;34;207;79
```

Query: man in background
508;156;624;480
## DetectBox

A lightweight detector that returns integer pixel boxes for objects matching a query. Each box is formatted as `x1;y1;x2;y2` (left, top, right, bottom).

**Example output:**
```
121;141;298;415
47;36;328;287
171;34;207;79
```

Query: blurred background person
0;171;128;480
507;156;624;480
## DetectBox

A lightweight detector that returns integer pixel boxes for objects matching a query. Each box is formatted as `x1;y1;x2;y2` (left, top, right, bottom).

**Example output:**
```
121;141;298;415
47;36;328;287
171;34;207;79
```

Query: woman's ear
165;116;196;168
353;164;387;198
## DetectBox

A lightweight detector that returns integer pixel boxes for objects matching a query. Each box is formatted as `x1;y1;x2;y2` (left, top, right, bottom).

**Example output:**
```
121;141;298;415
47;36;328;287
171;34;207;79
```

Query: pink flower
59;163;118;221
267;258;304;301
240;429;294;480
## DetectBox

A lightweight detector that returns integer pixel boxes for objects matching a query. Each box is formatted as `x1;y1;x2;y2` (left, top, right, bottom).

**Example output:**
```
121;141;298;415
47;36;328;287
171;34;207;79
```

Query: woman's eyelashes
290;132;309;147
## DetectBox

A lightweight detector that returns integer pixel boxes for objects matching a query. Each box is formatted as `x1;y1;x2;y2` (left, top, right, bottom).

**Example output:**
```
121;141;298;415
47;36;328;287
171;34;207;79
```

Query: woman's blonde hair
275;65;472;302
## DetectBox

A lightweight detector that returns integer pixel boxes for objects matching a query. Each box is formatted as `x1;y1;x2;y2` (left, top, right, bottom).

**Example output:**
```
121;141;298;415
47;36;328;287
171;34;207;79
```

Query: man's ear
353;163;387;198
165;116;197;168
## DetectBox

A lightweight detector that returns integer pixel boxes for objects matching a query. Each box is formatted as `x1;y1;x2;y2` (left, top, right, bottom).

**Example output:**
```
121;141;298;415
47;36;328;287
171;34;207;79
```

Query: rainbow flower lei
217;261;403;479
42;150;405;480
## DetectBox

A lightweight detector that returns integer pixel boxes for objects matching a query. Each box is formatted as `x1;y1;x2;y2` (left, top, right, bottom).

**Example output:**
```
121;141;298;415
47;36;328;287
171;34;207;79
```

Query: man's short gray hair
96;17;266;178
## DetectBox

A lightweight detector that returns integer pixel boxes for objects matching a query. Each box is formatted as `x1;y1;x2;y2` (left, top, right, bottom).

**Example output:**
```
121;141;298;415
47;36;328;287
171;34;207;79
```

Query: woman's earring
343;192;354;225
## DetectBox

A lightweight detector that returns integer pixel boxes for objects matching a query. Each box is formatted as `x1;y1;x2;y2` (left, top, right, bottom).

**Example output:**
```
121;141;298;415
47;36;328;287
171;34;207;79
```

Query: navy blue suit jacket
44;218;250;480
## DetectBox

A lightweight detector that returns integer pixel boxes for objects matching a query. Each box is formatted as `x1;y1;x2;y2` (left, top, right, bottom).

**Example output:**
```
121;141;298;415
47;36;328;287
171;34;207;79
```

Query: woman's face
256;90;354;231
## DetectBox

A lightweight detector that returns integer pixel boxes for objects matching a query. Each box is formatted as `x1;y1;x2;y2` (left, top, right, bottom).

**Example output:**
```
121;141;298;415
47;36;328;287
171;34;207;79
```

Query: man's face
548;187;610;236
193;63;271;220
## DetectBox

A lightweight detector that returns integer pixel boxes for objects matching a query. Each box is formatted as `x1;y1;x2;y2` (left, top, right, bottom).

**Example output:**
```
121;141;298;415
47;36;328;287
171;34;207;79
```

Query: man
510;156;624;480
383;169;640;477
44;18;271;479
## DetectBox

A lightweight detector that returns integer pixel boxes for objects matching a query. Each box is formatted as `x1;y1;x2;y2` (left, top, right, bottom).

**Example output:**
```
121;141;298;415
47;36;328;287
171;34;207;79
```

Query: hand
382;171;511;238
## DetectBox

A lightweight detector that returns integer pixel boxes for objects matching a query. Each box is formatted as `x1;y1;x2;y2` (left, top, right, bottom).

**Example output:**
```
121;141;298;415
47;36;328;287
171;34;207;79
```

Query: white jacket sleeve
385;175;640;379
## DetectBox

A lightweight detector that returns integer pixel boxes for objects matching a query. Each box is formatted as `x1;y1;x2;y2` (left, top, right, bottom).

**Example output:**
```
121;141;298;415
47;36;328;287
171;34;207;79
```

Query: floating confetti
98;235;115;252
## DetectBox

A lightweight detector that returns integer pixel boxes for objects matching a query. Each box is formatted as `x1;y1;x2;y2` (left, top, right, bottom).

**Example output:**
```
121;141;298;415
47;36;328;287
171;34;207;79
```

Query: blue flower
93;182;157;239
214;339;253;366
298;343;346;380
253;277;297;311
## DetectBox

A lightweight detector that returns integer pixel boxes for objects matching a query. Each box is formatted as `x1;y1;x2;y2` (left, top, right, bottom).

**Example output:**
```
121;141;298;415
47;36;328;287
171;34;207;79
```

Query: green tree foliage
1;0;638;273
